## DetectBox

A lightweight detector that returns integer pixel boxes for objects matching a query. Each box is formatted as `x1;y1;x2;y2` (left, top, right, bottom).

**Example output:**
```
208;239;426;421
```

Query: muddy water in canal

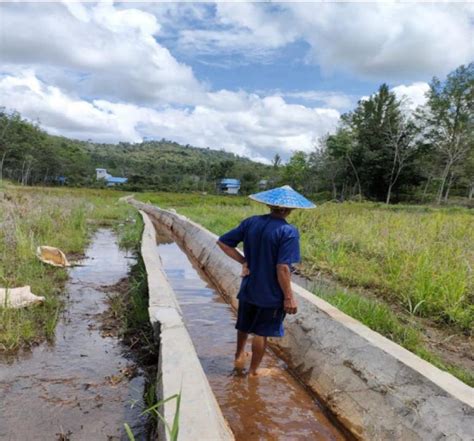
156;231;347;441
0;229;147;441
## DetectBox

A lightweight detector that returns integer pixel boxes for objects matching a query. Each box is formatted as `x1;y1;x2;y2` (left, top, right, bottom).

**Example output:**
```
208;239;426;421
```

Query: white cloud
0;2;203;105
391;82;430;110
178;3;297;58
0;71;339;161
174;3;474;80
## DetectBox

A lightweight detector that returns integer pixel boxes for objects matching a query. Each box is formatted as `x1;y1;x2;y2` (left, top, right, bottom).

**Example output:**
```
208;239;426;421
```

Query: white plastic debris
36;246;70;267
0;286;45;308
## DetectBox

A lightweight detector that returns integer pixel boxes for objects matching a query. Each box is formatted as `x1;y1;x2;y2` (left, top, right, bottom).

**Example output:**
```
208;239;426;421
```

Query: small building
258;179;269;190
96;168;128;186
218;178;241;195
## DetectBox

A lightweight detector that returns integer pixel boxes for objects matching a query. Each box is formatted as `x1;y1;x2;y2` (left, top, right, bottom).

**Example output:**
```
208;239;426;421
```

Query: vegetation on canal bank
136;191;473;386
0;184;140;351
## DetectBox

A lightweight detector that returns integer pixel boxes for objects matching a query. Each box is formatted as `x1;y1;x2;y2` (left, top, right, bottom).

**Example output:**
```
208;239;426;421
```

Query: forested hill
0;112;274;193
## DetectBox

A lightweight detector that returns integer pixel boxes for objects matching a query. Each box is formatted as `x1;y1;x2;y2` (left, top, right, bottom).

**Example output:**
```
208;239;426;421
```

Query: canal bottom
155;230;347;441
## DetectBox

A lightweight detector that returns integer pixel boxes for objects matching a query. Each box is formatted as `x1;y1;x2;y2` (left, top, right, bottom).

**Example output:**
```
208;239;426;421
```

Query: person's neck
270;212;287;220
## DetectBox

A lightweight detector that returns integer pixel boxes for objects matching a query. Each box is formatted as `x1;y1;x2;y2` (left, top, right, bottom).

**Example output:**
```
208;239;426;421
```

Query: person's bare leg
248;335;267;376
234;331;250;368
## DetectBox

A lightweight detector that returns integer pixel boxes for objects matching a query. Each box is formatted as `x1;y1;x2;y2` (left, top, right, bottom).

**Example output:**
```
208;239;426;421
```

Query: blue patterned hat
249;185;316;209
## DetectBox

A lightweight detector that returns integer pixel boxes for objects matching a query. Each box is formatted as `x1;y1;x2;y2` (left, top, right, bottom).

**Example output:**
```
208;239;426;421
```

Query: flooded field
155;229;348;441
0;230;148;441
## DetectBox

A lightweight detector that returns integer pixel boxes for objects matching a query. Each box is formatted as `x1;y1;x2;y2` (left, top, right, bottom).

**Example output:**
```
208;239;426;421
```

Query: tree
383;110;419;204
272;153;281;169
283;151;310;192
326;128;362;200
337;83;424;202
419;63;474;204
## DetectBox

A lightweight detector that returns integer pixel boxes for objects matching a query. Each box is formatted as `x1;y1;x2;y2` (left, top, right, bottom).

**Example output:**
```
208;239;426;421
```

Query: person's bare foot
248;367;278;377
234;351;251;369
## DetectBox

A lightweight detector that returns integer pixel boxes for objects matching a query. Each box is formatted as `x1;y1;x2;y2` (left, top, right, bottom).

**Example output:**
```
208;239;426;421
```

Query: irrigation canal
0;229;148;441
156;227;348;441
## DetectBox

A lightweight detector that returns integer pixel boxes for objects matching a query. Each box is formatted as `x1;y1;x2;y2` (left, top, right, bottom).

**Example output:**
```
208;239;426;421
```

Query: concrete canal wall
133;200;474;441
139;210;234;441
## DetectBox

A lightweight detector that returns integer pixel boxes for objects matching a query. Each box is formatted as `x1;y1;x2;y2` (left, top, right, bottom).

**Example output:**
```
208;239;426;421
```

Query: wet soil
0;229;148;441
155;231;348;441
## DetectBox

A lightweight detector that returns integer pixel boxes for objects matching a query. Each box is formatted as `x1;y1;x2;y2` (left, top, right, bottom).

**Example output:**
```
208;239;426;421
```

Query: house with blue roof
217;178;241;195
96;168;128;186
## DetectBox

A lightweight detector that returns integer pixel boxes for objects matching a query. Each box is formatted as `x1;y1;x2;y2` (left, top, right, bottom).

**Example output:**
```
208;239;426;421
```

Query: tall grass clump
293;202;473;332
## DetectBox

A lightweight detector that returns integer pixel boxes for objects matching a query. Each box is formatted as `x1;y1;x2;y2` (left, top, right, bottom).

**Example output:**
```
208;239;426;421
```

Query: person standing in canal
217;185;315;377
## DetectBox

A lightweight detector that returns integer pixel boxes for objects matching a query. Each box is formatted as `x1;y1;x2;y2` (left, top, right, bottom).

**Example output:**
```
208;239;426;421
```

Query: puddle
0;229;148;441
156;230;348;441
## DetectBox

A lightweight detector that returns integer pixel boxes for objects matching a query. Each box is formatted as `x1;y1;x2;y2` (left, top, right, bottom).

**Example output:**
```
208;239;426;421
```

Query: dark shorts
235;300;286;337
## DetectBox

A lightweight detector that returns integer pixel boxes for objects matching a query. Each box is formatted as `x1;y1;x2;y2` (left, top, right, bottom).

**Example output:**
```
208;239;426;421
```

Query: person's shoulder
243;214;260;222
241;215;262;227
278;222;299;238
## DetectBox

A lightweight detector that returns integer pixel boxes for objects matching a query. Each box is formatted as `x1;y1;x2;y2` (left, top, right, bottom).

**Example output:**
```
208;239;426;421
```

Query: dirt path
0;229;148;441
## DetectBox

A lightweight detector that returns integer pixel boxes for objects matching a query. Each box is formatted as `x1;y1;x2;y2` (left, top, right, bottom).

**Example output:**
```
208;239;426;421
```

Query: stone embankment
132;198;473;441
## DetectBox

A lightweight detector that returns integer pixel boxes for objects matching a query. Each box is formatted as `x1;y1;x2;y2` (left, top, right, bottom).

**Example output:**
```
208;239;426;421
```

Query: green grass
0;185;140;351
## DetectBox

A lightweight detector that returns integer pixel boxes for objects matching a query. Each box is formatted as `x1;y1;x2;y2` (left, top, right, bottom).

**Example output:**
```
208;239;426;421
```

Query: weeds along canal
0;229;154;441
155;227;348;441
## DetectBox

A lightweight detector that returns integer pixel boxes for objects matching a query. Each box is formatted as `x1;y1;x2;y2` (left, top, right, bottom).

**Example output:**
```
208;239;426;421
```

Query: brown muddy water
0;229;148;441
155;230;348;441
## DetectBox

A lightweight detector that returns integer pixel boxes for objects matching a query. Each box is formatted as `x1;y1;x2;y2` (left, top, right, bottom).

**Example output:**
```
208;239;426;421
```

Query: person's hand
241;262;250;277
283;296;297;314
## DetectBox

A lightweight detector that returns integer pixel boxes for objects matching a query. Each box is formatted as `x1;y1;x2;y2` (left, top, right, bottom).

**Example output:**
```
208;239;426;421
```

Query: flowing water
156;229;348;441
0;229;148;441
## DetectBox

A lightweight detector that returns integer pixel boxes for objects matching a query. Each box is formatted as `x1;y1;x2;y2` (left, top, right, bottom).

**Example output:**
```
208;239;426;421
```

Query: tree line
286;63;474;203
282;63;473;204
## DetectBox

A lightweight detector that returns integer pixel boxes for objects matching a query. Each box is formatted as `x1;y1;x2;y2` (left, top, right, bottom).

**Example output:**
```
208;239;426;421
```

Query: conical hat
249;185;316;209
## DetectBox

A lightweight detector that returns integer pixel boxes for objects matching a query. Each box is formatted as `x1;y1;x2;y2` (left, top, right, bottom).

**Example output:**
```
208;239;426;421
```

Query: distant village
95;168;269;194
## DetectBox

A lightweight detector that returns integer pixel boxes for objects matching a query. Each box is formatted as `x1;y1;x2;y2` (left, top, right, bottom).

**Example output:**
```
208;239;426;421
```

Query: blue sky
0;2;472;162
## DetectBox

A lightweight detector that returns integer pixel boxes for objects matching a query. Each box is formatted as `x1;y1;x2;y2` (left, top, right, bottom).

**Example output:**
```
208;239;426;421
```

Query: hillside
0;111;274;193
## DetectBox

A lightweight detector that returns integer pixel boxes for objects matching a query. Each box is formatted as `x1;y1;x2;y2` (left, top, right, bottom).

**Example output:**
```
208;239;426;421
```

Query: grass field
137;191;473;385
0;185;141;351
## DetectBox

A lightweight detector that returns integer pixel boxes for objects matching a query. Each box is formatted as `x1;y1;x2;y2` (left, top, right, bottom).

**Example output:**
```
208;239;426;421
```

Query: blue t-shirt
218;214;300;308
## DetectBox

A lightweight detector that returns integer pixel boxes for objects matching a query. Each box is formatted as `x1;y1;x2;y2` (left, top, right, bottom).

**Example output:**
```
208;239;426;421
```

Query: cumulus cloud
0;71;339;161
178;3;297;58
176;3;474;80
392;82;430;110
0;2;203;105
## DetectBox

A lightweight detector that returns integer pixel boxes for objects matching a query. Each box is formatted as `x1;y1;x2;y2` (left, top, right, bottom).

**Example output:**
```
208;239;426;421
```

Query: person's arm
277;264;297;314
216;219;250;277
217;240;245;264
276;227;300;314
217;241;250;277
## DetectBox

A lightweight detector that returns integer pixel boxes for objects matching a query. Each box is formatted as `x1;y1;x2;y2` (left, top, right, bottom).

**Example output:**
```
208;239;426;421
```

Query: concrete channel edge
131;199;473;441
138;210;234;441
